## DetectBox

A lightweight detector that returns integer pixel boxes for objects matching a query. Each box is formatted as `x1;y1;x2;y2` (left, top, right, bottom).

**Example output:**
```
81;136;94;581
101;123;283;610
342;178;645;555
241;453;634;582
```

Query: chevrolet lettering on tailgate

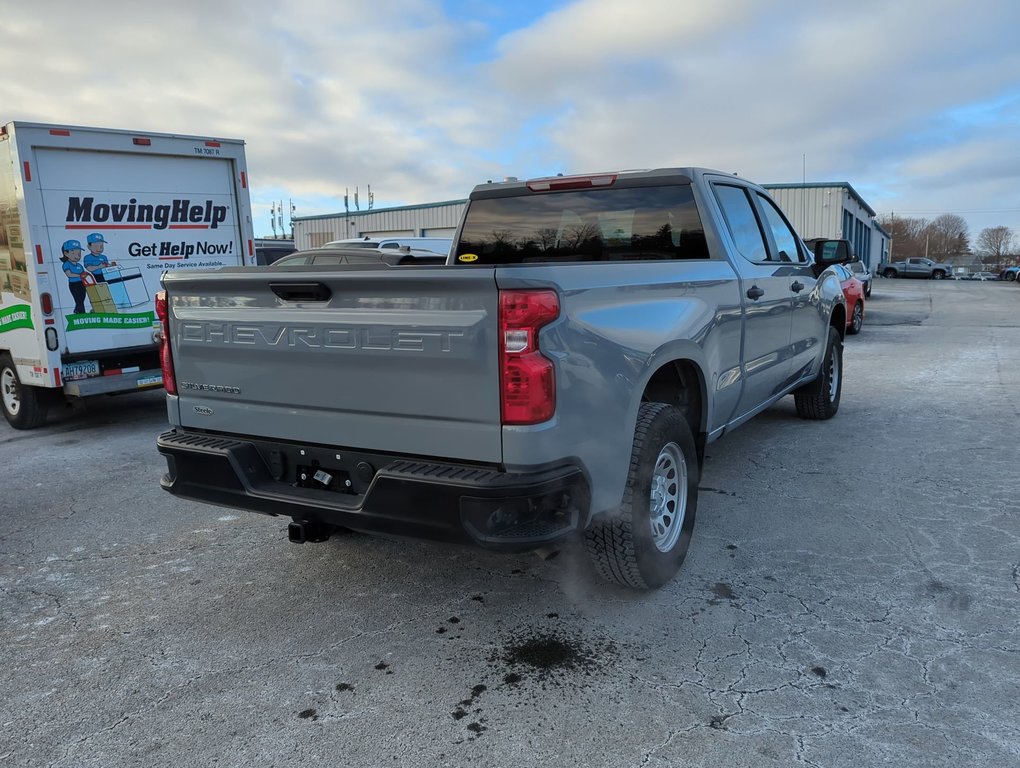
179;322;467;353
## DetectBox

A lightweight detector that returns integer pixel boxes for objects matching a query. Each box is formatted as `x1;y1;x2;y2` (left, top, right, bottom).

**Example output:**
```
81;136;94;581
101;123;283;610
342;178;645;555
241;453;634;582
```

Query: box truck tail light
205;141;221;148
526;173;617;192
132;137;151;146
499;290;559;425
155;291;177;395
49;128;71;136
40;293;53;315
240;172;247;188
35;245;44;265
22;162;31;182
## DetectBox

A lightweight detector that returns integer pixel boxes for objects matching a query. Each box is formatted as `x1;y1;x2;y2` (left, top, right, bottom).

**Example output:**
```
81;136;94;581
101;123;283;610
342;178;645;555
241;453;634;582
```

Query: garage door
423;228;457;237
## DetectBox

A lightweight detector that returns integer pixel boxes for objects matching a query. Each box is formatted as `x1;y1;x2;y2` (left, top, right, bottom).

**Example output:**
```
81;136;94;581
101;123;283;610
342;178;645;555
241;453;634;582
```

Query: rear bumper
63;368;163;396
156;429;589;551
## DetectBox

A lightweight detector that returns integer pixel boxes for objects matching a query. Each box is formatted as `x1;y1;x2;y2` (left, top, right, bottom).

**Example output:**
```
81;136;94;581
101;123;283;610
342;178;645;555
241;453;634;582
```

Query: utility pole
889;210;894;262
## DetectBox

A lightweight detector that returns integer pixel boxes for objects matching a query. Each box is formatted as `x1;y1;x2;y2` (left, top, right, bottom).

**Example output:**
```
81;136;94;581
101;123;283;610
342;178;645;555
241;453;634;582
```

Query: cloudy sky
5;0;1020;245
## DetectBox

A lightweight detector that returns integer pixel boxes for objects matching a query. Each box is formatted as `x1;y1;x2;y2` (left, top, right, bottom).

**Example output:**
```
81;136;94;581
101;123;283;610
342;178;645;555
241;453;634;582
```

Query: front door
711;182;794;420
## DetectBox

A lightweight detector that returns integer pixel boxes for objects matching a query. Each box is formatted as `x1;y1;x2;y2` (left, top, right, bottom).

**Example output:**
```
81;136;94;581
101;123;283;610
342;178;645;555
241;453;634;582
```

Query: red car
832;263;864;335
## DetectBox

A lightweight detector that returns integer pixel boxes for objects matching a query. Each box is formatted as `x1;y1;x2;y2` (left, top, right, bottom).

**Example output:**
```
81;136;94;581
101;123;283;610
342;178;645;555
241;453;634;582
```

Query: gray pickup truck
156;168;848;589
878;257;953;279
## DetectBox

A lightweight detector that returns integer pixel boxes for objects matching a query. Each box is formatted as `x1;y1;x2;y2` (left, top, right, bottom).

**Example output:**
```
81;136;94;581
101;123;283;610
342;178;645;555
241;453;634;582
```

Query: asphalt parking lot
2;279;1018;768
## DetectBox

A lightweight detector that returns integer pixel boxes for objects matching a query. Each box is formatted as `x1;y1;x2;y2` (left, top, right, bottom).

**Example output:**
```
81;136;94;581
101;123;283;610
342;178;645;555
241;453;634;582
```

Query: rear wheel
882;268;897;278
932;270;945;280
848;302;863;335
864;282;872;298
0;354;48;430
584;402;699;590
793;327;842;420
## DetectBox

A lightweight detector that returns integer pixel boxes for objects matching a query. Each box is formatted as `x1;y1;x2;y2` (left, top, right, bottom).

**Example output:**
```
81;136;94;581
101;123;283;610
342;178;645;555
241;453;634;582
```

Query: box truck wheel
0;354;48;430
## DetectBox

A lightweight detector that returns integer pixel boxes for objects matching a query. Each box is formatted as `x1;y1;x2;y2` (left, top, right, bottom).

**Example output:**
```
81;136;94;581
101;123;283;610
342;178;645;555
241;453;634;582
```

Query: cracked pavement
1;279;1018;767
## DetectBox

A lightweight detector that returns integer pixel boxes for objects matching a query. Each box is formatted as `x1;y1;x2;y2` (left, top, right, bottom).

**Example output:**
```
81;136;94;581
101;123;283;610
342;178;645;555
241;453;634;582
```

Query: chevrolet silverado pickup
877;257;953;279
156;168;848;590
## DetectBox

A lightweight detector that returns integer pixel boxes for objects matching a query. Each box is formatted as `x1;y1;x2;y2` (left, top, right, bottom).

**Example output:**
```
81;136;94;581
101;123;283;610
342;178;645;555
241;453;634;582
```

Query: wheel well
641;360;705;464
830;305;846;339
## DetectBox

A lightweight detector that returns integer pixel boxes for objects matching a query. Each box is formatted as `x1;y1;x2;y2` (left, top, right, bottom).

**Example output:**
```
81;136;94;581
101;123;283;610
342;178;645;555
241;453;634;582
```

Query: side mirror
812;239;851;267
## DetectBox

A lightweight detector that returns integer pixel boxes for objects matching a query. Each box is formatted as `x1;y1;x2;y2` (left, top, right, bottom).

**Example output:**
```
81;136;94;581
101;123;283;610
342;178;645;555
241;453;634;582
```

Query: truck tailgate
164;267;503;463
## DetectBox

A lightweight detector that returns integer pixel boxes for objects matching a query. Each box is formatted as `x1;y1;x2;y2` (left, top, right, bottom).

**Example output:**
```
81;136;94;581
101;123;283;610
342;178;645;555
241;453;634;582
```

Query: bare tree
926;214;970;262
976;226;1016;266
879;215;929;258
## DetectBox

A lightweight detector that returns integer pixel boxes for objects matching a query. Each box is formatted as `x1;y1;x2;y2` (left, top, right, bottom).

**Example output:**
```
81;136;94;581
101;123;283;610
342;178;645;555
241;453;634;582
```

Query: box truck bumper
63;368;163;397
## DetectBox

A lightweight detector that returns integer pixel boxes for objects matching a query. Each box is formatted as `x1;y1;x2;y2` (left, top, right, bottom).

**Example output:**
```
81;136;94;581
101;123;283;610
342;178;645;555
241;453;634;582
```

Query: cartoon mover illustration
59;233;149;316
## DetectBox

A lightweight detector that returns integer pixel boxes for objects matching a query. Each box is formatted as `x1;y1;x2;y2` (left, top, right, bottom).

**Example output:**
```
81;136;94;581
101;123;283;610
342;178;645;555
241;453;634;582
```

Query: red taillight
132;137;151;146
49;128;71;136
40;293;53;315
155;291;177;395
499;290;559;425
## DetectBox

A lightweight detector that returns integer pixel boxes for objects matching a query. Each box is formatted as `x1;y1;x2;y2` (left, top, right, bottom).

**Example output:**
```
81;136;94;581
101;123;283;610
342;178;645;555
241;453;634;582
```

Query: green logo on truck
0;305;34;333
65;311;156;331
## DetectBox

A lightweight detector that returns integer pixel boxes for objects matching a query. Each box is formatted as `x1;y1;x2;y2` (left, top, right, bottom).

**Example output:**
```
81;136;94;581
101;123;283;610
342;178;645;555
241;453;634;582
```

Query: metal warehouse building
293;199;467;251
293;180;889;269
763;182;889;270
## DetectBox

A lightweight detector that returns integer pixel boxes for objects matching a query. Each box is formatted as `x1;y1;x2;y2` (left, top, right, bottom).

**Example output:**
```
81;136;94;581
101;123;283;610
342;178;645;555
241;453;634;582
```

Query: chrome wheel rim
1;368;19;416
649;441;687;553
828;345;841;402
852;304;862;331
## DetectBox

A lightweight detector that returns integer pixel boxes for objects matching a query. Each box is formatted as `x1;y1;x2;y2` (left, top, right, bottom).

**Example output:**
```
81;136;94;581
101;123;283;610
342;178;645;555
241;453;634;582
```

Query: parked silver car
847;258;873;297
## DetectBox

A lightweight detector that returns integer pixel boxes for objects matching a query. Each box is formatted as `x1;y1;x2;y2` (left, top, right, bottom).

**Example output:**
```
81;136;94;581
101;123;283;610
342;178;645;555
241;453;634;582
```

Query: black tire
848;302;863;335
932;270;945;280
882;269;897;278
584;402;699;590
864;283;872;298
0;354;48;430
793;327;842;420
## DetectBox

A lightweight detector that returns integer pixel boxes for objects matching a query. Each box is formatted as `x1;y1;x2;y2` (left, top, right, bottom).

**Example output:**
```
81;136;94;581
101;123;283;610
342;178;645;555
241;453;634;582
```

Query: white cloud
4;0;1020;238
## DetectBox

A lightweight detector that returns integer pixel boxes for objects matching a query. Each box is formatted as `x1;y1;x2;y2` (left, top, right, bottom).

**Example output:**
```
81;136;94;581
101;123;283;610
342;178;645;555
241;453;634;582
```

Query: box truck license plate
61;360;100;381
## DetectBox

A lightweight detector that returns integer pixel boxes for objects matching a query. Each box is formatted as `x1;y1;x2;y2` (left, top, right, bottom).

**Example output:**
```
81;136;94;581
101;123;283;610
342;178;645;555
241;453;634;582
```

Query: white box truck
0;121;255;429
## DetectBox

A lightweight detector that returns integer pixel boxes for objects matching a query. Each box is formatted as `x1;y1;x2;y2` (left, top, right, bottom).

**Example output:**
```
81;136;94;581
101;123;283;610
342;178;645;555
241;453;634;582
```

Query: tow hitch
288;520;341;544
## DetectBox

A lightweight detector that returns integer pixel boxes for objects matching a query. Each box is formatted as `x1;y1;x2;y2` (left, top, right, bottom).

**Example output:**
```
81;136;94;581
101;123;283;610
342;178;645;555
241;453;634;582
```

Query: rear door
166;267;504;462
35;149;243;354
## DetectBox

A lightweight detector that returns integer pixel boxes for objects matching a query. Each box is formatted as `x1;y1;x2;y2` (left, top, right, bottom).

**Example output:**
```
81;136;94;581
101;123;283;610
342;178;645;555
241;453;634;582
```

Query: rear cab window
453;184;710;265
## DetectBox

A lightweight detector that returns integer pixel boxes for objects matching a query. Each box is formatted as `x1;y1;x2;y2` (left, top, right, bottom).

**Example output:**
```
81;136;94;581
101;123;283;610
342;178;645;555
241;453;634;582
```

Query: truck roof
1;121;245;146
469;167;748;197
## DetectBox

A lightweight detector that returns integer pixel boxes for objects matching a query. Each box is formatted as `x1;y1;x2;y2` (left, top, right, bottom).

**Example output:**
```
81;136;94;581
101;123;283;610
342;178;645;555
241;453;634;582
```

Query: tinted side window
454;185;710;265
756;194;806;263
310;254;348;265
713;184;768;263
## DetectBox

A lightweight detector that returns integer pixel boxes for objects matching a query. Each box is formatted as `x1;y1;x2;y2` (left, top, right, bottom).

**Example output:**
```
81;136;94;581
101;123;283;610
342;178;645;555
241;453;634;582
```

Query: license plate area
296;464;353;493
61;359;100;381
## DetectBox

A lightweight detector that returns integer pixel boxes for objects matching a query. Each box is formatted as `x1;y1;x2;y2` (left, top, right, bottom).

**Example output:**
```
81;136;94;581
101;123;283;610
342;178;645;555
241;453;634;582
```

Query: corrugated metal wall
765;185;888;271
766;186;842;240
294;201;467;250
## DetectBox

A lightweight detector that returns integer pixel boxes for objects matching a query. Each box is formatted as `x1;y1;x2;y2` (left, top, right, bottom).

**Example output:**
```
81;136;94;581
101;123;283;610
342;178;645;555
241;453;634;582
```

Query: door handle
269;282;332;302
746;286;765;300
791;281;805;293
